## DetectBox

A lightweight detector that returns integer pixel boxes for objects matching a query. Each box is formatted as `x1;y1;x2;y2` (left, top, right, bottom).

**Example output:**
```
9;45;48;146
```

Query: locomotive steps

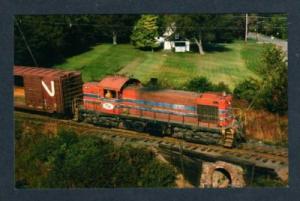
15;111;288;184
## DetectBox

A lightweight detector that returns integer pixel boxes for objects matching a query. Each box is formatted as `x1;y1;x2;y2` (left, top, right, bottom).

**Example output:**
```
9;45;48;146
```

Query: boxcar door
24;76;44;110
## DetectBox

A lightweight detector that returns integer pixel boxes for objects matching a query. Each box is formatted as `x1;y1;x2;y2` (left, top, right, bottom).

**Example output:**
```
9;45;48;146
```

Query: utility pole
245;13;248;42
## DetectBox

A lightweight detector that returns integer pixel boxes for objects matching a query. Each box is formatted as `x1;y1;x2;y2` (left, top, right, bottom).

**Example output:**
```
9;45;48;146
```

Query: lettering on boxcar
42;80;55;97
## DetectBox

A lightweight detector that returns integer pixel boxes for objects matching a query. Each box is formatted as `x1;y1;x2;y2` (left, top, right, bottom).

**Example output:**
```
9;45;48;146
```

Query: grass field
56;40;264;90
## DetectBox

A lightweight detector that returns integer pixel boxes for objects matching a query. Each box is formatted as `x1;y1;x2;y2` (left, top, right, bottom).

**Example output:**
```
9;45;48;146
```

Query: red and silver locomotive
80;75;244;147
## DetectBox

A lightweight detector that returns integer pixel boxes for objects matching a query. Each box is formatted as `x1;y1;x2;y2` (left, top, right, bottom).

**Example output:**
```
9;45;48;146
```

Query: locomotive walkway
15;111;288;184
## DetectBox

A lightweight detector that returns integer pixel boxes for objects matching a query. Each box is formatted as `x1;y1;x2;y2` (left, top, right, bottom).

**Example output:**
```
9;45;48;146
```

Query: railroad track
15;111;288;173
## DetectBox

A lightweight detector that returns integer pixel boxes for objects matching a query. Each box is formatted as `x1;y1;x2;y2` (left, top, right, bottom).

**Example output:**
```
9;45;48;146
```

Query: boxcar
14;66;83;114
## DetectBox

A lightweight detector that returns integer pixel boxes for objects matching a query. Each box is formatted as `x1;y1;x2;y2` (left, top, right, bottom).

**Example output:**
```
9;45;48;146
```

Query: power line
15;18;38;67
245;13;248;42
18;20;288;30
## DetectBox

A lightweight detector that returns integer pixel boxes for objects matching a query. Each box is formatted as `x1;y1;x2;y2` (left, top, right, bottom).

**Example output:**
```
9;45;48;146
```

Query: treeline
15;14;287;66
15;123;176;188
15;14;244;66
248;14;287;39
15;15;140;67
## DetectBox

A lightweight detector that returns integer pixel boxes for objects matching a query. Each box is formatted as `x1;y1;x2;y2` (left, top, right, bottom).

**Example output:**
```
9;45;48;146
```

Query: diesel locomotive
14;66;244;148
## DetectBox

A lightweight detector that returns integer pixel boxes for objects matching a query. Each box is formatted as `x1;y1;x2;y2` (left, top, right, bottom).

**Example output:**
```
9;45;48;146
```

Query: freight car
14;66;244;148
14;66;83;114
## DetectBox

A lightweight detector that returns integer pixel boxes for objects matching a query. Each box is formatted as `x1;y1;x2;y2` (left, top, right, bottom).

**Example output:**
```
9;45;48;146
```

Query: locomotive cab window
104;89;117;99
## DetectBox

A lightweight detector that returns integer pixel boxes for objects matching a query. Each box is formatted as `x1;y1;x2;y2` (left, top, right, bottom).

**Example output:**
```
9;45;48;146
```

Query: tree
233;45;287;115
259;45;287;114
14;15;99;67
15;16;66;66
131;15;160;50
93;15;140;45
163;14;244;54
251;14;287;39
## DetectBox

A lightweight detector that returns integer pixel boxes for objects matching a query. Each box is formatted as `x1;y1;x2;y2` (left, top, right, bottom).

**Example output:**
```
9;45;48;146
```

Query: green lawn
56;40;264;90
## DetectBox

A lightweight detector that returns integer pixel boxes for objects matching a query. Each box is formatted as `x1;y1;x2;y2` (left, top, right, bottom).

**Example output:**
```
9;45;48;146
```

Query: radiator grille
197;105;218;122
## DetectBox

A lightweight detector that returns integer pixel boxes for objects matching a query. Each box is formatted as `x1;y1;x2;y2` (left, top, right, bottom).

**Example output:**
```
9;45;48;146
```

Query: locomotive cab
82;76;141;115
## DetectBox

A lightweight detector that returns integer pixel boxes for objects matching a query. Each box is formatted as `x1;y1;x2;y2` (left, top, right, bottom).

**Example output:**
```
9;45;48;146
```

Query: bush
213;82;231;93
233;79;260;103
186;76;231;93
16;129;177;188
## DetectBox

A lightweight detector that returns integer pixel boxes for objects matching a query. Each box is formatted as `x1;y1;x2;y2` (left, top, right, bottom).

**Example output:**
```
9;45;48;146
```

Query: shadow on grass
188;43;231;53
51;44;99;67
203;43;231;53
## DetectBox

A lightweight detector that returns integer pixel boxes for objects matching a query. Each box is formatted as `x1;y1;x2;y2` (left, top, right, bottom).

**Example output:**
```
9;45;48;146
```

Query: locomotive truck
14;66;244;148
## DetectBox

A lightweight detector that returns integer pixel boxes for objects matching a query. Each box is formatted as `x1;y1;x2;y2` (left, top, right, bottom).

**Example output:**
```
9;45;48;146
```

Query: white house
164;41;190;52
155;24;191;53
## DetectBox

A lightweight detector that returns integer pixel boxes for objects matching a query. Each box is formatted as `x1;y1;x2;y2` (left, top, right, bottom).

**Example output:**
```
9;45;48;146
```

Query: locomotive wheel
162;125;173;136
123;120;133;129
132;121;146;132
123;120;146;132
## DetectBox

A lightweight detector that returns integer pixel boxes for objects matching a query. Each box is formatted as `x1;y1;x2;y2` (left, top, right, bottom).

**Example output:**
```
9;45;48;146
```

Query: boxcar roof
14;66;80;78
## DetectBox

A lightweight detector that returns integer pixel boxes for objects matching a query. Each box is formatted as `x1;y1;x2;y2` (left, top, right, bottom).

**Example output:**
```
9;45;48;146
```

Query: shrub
233;79;260;104
212;81;231;93
186;76;212;92
16;129;177;188
186;76;230;93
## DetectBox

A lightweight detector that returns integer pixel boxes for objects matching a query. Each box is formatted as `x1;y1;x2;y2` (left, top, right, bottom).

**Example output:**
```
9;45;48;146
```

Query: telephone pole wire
15;18;38;67
245;13;248;42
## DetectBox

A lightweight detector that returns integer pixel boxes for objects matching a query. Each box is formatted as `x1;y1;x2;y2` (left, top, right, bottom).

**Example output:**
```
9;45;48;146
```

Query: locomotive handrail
232;107;246;125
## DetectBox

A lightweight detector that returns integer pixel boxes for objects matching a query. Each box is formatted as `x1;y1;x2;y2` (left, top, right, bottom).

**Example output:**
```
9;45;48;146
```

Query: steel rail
15;111;288;172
